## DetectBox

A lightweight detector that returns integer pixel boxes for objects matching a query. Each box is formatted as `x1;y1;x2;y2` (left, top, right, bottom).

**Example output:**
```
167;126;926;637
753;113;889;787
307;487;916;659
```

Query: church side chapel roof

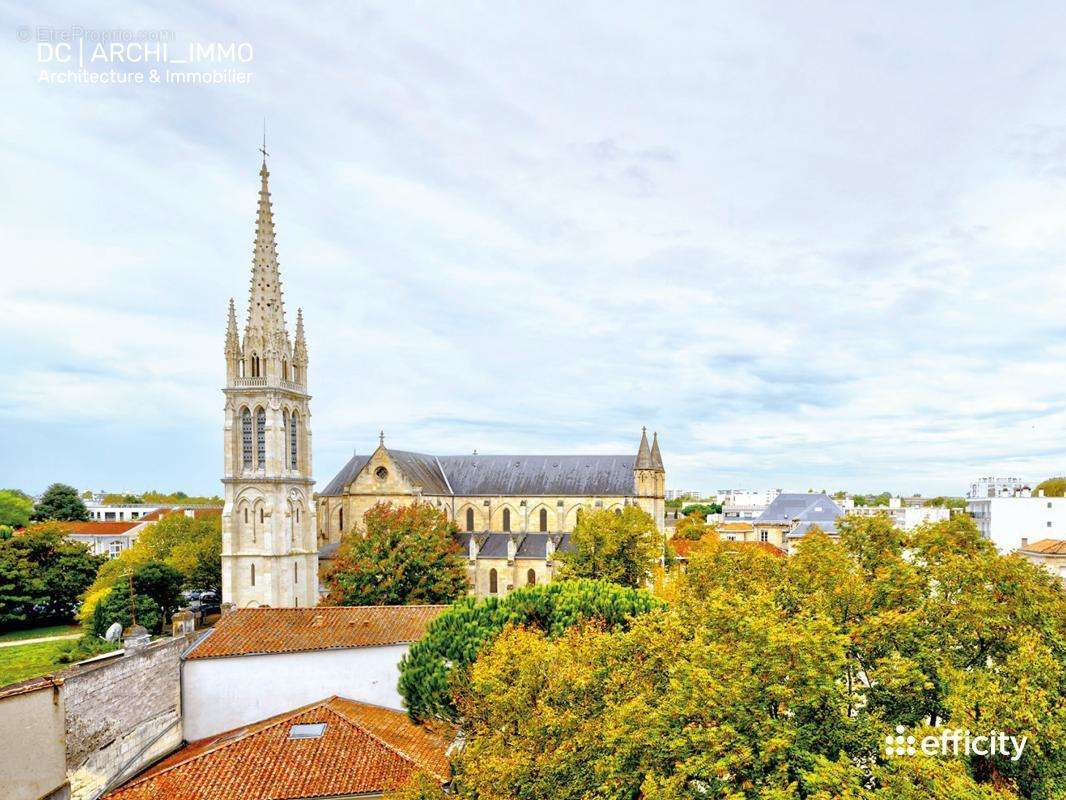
103;696;451;800
185;605;447;659
321;451;642;498
456;531;573;559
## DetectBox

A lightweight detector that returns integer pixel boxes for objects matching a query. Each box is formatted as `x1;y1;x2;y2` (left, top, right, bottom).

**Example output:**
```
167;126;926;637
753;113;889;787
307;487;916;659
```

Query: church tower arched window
289;412;299;471
466;508;474;532
539;508;548;532
255;407;266;468
241;408;252;469
527;568;536;586
489;568;498;594
502;508;511;532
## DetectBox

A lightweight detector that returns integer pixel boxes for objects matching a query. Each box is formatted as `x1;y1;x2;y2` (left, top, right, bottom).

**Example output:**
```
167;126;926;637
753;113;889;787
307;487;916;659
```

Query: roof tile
185;605;447;659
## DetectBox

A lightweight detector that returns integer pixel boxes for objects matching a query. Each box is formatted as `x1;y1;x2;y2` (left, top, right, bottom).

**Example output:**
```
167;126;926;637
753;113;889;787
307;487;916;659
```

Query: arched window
338;507;344;532
241;408;252;469
489;568;498;594
466;508;474;532
255;407;266;468
295;507;300;523
527;568;536;586
502;508;511;532
250;563;256;586
289;412;299;471
251;353;260;378
614;508;622;516
259;508;264;524
539;508;548;532
243;506;248;524
283;360;289;380
294;562;298;583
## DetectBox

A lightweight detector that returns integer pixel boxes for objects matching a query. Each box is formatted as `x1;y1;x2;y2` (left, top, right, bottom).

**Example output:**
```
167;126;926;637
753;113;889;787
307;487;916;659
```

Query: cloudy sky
3;2;1066;497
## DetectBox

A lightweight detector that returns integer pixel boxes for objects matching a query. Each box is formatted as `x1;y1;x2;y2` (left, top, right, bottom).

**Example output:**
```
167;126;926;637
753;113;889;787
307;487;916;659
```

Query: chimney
122;624;150;654
1021;537;1029;549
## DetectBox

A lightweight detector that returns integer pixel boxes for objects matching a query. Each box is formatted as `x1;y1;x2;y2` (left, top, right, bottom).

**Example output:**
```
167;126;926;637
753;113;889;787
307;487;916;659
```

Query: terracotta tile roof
58;521;140;536
1020;538;1066;555
186;605;447;660
104;696;451;800
671;537;786;559
719;522;754;532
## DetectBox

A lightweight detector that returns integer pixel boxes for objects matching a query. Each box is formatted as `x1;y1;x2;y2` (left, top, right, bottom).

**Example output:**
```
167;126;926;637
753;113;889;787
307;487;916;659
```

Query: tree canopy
0;489;34;531
325;502;469;607
443;515;1065;799
398;579;663;723
557;506;662;588
0;523;103;628
1034;477;1066;498
32;483;89;521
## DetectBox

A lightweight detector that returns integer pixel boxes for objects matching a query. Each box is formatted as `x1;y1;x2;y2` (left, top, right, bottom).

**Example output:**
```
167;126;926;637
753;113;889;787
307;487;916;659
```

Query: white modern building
846;497;951;531
666;489;700;501
717;489;781;521
181;605;445;740
967;491;1066;552
967;476;1028;499
86;502;163;522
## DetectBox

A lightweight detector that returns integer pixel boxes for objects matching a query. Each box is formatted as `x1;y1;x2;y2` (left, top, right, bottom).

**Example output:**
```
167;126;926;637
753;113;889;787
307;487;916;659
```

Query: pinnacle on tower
635;426;654;469
650;431;664;471
225;298;240;355
293;308;308;365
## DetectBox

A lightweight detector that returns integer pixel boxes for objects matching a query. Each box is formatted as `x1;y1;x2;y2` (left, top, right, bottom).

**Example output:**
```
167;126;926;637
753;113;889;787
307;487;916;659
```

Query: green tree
90;582;160;637
325;502;468;607
680;502;722;516
132;562;185;630
557;506;661;588
398;579;662;723
7;523;103;623
0;544;39;627
0;490;34;530
33;483;89;521
441;514;1064;800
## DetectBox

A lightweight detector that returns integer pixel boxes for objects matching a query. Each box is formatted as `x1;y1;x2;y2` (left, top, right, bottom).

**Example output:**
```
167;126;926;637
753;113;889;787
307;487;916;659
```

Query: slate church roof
321;451;641;497
455;531;573;559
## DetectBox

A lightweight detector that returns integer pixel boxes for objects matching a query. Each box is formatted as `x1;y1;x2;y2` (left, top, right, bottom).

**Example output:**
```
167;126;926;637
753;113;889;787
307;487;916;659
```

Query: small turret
635;427;653;469
650;431;664;472
293;308;308;384
225;298;241;382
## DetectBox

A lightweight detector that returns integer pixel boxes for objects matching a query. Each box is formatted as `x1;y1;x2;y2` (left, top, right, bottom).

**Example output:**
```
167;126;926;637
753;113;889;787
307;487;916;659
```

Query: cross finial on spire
379;430;385;447
259;119;269;165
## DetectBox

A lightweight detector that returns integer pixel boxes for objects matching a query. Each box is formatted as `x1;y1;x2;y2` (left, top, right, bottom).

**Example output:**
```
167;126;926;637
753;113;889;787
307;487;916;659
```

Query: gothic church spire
635;426;654;469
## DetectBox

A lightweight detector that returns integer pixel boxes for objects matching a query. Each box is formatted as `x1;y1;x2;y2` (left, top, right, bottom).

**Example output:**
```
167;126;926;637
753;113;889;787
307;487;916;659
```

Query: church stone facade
221;160;318;609
316;429;666;597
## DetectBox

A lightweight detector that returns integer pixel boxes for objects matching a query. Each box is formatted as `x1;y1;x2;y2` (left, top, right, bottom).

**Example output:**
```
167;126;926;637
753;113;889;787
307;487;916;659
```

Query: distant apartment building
845;497;950;530
717;488;781;521
967;490;1066;552
665;489;700;502
967;476;1028;499
85;502;164;522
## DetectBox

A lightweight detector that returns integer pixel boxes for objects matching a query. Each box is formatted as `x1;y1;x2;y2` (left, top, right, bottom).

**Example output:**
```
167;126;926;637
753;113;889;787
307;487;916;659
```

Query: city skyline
5;3;1066;496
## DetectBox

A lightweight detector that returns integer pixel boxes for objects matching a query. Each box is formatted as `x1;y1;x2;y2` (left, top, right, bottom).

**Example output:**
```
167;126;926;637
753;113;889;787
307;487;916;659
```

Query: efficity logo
884;725;1028;762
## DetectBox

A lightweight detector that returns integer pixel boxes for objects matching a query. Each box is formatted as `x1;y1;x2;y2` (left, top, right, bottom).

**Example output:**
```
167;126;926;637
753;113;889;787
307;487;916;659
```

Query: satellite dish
105;622;123;642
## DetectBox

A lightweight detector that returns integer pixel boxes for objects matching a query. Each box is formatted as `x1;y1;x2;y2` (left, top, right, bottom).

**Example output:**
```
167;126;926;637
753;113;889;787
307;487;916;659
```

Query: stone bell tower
634;427;666;531
221;150;317;609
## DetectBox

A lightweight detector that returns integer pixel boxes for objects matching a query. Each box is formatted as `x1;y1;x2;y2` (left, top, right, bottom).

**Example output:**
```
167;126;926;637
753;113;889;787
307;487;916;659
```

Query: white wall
0;683;66;800
182;644;409;740
968;496;1066;551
